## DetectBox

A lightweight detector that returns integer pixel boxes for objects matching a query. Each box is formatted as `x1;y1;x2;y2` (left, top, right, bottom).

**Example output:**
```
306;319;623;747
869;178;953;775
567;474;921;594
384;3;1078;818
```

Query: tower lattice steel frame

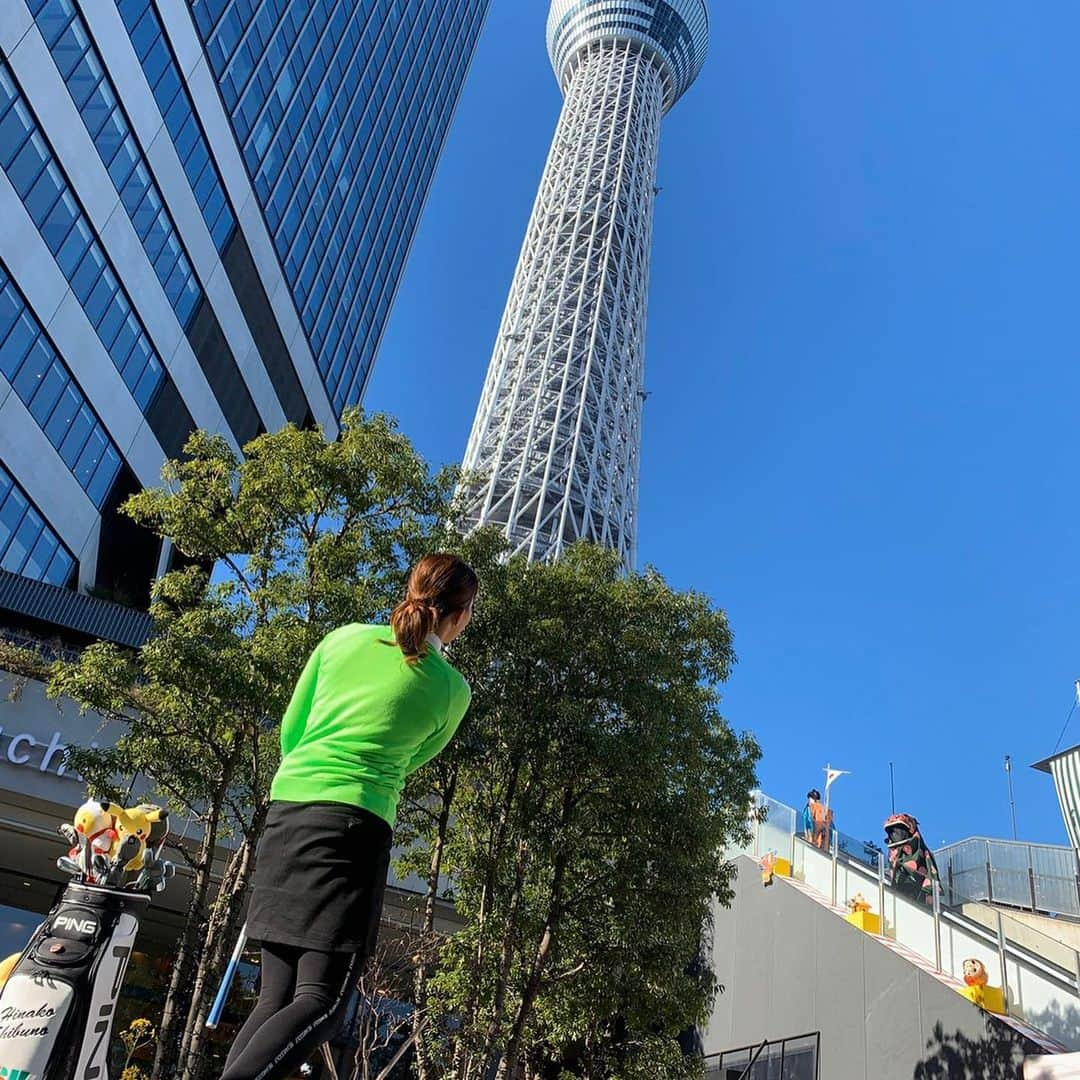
460;1;709;566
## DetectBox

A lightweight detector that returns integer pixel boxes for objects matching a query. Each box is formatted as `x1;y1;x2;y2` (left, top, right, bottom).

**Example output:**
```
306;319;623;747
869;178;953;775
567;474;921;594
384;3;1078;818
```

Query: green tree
396;545;759;1080
47;410;454;1080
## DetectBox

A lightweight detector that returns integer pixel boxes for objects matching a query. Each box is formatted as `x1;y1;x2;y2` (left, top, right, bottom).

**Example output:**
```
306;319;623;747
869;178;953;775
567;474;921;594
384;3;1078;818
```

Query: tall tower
461;1;709;566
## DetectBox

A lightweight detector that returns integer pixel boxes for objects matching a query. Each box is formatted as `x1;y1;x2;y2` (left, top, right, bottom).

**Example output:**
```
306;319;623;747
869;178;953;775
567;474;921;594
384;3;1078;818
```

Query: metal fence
935;837;1080;917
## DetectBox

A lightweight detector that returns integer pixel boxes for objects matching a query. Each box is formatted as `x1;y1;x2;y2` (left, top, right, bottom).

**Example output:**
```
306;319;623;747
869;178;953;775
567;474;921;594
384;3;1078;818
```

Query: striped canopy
1033;745;1080;850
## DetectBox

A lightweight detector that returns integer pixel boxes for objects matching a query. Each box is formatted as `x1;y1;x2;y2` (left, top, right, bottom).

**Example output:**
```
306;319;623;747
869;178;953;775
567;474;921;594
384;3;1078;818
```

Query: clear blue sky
367;2;1080;851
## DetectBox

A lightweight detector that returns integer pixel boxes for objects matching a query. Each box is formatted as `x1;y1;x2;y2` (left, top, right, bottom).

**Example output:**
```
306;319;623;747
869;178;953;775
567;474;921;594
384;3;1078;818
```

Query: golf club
206;921;249;1030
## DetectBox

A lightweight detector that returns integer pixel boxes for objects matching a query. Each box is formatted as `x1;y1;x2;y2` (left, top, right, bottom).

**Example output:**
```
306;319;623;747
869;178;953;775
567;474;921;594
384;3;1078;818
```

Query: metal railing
936;837;1080;918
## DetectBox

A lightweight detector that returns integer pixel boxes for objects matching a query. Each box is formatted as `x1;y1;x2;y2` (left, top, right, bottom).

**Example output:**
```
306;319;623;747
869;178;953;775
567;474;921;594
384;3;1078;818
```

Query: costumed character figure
850;892;871;913
63;799;117;877
963;958;989;987
760;850;778;887
133;803;169;848
804;789;833;850
884;812;939;905
109;803;156;872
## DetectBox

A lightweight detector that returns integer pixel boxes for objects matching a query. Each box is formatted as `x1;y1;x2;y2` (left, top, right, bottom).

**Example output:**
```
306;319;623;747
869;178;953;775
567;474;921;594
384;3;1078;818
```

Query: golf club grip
205;925;247;1029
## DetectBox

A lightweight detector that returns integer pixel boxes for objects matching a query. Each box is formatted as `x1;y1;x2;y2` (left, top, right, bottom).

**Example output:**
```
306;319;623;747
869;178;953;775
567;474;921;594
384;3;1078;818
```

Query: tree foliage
45;410;454;1080
13;408;759;1080
397;546;759;1079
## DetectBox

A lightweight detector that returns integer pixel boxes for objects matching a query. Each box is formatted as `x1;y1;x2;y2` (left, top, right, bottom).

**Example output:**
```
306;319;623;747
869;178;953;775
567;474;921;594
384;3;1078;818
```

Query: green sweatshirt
270;623;471;826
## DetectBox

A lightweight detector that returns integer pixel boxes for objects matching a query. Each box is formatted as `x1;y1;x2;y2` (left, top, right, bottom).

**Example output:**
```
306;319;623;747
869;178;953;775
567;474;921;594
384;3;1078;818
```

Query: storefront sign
0;727;87;782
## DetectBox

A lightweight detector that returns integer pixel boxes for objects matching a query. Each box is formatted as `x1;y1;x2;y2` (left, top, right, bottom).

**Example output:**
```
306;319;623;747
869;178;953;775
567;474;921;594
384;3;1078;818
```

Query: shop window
707;1032;819;1080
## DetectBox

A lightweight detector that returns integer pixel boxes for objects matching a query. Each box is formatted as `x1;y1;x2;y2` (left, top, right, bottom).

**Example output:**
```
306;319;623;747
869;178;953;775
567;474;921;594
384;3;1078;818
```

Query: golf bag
0;881;149;1080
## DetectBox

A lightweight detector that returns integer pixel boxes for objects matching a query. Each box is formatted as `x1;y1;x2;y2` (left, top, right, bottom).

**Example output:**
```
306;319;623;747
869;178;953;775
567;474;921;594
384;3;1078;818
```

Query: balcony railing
935;837;1080;918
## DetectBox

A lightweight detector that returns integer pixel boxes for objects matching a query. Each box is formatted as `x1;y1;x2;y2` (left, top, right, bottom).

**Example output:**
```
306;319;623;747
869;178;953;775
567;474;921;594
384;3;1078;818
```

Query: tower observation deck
460;1;709;565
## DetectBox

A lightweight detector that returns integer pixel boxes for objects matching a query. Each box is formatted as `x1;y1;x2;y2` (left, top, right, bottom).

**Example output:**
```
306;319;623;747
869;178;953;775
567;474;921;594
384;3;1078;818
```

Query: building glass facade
0;263;122;508
0;59;166;411
0;462;75;585
0;0;485;600
30;0;202;330
190;0;489;412
115;0;236;252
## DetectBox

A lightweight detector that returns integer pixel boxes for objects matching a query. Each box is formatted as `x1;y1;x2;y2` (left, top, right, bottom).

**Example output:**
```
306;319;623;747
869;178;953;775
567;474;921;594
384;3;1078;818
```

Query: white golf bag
0;881;149;1080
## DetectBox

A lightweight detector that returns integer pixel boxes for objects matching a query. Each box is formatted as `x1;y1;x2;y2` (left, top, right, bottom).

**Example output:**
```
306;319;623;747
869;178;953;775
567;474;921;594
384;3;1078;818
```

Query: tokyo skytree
460;1;709;566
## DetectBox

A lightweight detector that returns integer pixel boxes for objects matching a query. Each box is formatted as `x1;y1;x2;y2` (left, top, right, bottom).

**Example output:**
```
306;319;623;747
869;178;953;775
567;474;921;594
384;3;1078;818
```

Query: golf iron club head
56;855;83;878
107;835;141;886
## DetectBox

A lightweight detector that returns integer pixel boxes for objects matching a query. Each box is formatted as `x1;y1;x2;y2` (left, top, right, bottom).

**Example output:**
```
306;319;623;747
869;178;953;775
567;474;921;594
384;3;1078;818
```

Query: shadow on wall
912;1018;1038;1079
1027;1002;1080;1053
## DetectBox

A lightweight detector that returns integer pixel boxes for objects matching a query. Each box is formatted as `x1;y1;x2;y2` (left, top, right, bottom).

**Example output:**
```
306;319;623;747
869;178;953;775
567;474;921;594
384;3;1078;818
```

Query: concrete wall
962;904;1080;954
704;856;1040;1079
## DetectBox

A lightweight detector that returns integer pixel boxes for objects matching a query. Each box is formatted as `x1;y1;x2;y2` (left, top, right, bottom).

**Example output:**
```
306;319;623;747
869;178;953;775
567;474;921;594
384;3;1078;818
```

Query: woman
219;553;478;1080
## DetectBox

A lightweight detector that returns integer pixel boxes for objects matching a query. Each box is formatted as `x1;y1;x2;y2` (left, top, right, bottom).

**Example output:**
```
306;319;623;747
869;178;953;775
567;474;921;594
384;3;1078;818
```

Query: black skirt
246;801;393;954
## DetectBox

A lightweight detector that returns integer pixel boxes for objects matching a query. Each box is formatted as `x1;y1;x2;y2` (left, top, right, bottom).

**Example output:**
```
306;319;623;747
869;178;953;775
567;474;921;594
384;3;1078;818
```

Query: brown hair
389;554;478;663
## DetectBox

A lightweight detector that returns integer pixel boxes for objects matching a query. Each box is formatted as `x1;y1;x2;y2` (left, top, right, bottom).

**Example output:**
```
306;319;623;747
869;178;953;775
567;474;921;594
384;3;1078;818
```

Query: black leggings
219;943;358;1080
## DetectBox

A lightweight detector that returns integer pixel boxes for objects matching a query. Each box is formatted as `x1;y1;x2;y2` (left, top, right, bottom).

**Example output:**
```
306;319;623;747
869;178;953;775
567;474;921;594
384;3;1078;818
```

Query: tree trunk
452;761;522;1078
413;769;456;1080
494;791;575;1080
150;826;217;1080
480;838;530;1073
177;835;254;1080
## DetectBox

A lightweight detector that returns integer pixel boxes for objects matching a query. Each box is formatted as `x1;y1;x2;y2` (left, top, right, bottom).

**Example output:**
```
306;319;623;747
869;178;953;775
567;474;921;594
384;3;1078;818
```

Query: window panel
24;160;64;224
81;80;117;138
0;285;18;343
83;271;115;328
111;311;140;369
133;351;161;408
97;293;127;349
95;110;127;164
70;240;106;302
144;209;169;262
87;445;121;507
32;0;73;48
45;546;75;586
67;49;103;109
40;188;78;253
12;336;51;402
27;356;67;426
23;529;59;581
56;217;92;278
58;402;94;468
8;131;49;196
1;495;39;573
0;101;33;167
43;382;80;446
120;161;152;214
51;18;90;79
107;133;139;190
74;424;107;485
1;312;36;374
0;488;25;554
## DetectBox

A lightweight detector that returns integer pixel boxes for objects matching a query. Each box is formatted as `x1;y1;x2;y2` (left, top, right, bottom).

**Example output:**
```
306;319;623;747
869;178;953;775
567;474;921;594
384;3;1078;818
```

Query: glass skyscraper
0;0;488;604
190;0;488;415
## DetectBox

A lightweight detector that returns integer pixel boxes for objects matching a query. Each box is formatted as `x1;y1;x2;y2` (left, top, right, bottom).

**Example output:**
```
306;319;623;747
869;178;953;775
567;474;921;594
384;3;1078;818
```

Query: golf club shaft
206;922;248;1029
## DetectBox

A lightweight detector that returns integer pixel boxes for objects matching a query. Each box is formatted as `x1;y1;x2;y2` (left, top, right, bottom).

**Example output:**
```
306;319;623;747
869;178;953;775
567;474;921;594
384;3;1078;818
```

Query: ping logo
0;1067;35;1079
53;914;98;937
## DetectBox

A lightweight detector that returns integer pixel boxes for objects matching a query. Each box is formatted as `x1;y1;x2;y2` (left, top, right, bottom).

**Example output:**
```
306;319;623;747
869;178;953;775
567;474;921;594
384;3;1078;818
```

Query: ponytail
389;596;441;663
387;554;478;663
